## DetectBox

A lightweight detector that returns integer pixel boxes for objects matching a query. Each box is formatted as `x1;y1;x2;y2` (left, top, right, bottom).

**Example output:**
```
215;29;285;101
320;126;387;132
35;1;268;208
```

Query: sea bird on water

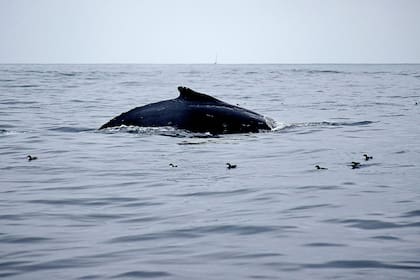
315;165;328;170
226;163;237;169
363;154;373;161
27;155;37;161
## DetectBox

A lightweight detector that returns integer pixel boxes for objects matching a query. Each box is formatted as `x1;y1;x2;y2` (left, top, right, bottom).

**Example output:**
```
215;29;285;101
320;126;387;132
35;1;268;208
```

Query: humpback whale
100;86;274;134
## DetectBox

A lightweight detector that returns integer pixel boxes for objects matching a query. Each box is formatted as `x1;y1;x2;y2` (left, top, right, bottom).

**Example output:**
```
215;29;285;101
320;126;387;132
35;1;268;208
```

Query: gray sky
1;0;419;63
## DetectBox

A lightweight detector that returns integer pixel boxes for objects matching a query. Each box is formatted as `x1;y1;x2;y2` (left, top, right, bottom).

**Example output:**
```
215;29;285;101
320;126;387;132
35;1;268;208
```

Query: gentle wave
108;224;280;244
48;126;94;133
302;260;420;270
112;271;172;278
290;69;347;75
273;121;375;133
0;235;52;244
325;219;420;229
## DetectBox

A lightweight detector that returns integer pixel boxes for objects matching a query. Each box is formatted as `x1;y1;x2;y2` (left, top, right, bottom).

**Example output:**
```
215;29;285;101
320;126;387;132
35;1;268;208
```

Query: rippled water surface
1;64;420;279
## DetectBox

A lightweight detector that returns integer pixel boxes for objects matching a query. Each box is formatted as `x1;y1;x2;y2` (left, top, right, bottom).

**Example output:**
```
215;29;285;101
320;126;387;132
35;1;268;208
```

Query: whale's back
99;87;273;134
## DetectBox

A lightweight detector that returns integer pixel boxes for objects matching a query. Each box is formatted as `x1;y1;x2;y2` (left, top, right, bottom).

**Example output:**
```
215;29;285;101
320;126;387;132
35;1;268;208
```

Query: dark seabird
27;155;38;161
363;154;373;161
226;163;237;169
315;165;328;170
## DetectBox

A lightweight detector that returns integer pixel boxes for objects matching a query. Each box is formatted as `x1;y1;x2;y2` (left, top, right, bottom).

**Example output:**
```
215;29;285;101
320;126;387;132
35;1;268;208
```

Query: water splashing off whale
100;86;275;134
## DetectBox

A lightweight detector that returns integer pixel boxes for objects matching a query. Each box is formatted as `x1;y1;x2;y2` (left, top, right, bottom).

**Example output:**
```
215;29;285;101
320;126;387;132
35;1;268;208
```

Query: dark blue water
1;64;420;279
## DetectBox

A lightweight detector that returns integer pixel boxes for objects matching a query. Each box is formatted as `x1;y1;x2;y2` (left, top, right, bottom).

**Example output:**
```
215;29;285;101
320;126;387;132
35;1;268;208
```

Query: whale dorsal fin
177;86;222;103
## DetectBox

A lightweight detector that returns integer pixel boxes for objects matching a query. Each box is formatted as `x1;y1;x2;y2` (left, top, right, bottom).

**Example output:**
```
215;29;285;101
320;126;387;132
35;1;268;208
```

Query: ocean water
1;64;420;279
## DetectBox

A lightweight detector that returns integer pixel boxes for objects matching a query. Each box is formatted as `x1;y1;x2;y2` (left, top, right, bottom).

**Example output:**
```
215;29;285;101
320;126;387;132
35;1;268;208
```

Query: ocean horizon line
1;62;420;66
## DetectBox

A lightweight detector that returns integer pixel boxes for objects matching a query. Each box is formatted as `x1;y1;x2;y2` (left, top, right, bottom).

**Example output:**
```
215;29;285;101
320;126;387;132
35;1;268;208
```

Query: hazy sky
1;0;419;63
